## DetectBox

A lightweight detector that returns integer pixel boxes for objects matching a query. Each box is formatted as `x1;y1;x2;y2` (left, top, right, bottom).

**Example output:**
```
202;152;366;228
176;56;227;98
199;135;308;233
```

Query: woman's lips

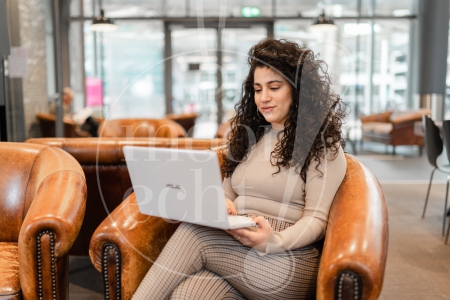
262;106;274;113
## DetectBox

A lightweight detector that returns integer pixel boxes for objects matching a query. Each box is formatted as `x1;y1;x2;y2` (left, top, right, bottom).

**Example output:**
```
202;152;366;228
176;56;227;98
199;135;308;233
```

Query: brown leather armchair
0;143;86;300
166;113;199;137
98;118;186;138
25;138;225;257
36;112;90;138
89;153;388;300
360;109;429;154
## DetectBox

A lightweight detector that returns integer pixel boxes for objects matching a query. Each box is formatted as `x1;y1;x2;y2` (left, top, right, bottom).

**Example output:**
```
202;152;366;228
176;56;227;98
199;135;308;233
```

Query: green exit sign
241;7;260;17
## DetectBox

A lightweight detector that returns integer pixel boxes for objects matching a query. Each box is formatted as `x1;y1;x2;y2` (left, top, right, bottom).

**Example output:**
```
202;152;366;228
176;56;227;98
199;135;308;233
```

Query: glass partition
221;27;267;123
83;0;165;18
372;20;410;112
171;27;218;137
375;0;415;16
274;17;412;144
69;0;419;139
83;21;165;119
186;0;272;17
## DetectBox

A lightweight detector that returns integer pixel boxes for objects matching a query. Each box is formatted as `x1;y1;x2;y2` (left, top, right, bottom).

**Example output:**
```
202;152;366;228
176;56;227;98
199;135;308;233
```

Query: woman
132;38;347;300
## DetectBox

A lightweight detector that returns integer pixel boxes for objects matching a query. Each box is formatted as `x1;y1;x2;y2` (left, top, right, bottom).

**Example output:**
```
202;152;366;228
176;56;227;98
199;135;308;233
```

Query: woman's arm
222;176;238;201
229;146;347;254
223;176;238;215
265;146;347;254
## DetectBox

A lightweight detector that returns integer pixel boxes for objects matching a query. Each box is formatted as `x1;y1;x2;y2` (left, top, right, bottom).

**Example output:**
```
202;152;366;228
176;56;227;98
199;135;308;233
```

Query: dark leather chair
439;119;450;244
36;112;90;137
166;113;199;137
89;153;388;300
98;118;186;138
421;115;450;236
25;138;225;256
0;142;86;299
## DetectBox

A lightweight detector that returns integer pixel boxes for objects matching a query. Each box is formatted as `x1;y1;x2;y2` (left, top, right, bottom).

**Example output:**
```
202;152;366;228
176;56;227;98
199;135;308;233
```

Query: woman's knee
169;270;232;300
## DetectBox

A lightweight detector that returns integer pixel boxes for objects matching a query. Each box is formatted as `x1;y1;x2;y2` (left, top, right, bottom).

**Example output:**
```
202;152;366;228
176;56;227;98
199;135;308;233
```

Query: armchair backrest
36;112;81;137
360;111;392;124
166;113;199;136
98;118;186;138
390;108;430;124
0;143;84;242
25;137;225;255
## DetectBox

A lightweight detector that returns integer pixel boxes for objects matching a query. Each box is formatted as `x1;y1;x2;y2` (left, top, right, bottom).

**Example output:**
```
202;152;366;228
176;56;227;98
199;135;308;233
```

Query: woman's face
253;66;292;130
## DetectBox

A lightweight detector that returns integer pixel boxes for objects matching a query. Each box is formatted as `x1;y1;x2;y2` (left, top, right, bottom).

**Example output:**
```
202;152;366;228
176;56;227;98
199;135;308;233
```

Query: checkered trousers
132;221;321;300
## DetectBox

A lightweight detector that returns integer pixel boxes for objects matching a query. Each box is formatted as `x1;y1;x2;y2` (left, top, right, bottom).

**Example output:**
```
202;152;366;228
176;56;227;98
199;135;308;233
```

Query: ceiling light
91;9;117;32
310;10;338;31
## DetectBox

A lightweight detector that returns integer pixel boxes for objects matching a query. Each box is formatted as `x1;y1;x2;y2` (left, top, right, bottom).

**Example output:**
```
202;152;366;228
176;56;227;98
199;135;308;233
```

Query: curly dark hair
221;38;347;183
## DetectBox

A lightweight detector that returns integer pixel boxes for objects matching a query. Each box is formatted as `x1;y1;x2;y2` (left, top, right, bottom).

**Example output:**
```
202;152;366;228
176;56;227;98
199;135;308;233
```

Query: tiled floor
69;256;103;299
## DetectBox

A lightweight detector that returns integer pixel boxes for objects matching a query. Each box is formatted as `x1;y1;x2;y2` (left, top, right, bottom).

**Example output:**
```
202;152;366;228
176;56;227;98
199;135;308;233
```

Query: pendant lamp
310;10;337;31
91;9;117;32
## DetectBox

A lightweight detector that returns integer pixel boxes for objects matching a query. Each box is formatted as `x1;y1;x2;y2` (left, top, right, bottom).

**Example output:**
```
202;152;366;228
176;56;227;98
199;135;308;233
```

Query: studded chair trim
36;231;57;300
102;244;121;300
336;271;362;300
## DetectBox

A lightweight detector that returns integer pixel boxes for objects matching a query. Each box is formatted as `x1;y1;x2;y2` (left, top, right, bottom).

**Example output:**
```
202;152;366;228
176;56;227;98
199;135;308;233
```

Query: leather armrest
360;111;392;123
390;109;430;125
155;120;186;138
18;170;87;297
89;193;179;299
317;155;388;300
391;115;424;126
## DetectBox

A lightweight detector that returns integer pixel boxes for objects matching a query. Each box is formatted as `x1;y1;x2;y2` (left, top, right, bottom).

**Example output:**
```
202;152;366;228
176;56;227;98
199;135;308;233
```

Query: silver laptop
123;146;256;230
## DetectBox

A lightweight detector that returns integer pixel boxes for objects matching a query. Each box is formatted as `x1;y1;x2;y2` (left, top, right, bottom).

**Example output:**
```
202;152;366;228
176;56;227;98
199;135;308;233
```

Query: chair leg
422;168;437;218
445;214;450;244
444;177;450;236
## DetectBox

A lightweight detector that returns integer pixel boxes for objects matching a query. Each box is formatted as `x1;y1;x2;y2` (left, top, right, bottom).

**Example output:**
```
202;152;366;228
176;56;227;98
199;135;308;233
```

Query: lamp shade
310;10;337;31
91;9;117;32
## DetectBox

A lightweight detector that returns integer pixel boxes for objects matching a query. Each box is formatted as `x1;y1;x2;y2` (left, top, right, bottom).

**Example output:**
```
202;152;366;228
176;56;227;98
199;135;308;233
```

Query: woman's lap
133;222;320;300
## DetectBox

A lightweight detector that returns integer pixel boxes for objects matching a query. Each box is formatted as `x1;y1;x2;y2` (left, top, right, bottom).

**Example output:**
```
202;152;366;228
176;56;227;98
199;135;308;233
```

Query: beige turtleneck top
222;129;347;254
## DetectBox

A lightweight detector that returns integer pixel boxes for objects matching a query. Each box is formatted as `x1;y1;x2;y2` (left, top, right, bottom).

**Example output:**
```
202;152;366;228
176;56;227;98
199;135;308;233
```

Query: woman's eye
255;90;261;93
270;87;279;91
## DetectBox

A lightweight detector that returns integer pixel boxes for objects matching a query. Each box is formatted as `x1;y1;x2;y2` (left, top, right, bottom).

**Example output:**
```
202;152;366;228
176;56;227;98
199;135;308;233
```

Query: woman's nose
261;89;271;101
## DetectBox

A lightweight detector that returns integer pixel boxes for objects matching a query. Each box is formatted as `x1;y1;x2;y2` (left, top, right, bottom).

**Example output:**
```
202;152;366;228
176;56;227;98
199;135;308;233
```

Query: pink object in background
86;77;103;107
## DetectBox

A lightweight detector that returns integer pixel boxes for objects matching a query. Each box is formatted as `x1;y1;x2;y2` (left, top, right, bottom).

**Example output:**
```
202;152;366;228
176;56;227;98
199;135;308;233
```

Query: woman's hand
227;216;272;249
225;198;237;215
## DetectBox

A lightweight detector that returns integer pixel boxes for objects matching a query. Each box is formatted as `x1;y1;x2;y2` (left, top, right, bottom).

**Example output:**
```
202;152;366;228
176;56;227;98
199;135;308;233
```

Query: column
417;0;449;121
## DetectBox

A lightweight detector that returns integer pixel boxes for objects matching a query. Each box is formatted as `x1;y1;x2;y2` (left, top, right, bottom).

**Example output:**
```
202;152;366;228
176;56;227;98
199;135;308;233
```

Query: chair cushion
0;243;20;297
361;122;393;134
361;122;378;131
